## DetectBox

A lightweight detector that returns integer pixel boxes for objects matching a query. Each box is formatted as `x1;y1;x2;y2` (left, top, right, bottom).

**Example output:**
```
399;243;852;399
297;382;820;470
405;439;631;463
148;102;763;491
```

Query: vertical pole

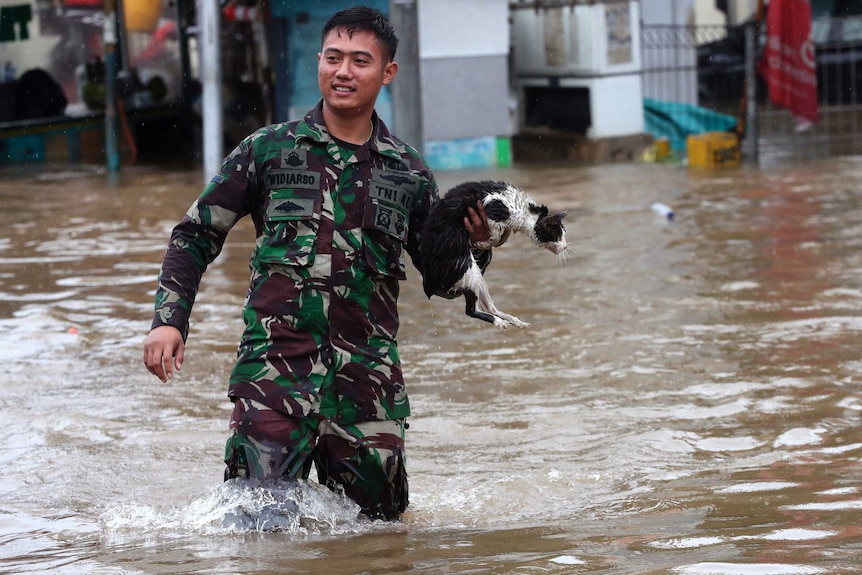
103;0;120;173
389;0;423;152
744;20;759;163
115;0;130;73
176;0;193;105
200;0;223;179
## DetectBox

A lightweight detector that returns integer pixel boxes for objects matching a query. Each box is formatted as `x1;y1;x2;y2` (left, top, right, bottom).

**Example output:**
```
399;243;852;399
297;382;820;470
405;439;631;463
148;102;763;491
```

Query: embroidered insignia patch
281;148;307;169
371;202;408;240
268;197;316;220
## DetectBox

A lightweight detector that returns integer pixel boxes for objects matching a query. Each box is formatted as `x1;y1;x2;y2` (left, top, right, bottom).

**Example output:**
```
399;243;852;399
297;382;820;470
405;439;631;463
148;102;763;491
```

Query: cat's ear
529;203;547;217
542;211;568;225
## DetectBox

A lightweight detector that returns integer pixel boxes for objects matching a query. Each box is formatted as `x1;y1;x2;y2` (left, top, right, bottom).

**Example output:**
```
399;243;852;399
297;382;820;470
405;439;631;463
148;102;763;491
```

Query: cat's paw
493;317;529;330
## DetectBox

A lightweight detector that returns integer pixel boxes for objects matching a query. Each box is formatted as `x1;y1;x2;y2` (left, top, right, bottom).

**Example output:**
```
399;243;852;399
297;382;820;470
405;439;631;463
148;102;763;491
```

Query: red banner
760;0;819;128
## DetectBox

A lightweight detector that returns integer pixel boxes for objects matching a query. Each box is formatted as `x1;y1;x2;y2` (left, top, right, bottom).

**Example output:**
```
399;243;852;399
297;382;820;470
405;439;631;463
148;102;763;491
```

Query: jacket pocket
255;189;320;267
362;199;407;280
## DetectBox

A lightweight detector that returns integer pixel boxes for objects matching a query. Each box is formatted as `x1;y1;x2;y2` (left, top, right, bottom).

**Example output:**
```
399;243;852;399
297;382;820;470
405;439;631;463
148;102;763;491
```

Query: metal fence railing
641;24;729;107
641;19;862;164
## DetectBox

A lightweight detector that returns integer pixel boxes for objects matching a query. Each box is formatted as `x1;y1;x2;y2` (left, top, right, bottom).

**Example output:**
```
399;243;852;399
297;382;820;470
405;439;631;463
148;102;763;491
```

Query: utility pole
389;0;423;152
103;0;120;173
744;20;759;163
200;0;223;179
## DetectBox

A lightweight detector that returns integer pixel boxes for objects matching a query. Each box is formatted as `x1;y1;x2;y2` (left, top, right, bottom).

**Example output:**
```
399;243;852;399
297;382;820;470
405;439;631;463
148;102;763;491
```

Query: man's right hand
465;201;510;248
143;325;185;382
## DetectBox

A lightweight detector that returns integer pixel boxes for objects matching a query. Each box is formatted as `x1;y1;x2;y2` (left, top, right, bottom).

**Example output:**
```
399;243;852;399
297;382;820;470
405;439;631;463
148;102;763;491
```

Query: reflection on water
0;158;860;574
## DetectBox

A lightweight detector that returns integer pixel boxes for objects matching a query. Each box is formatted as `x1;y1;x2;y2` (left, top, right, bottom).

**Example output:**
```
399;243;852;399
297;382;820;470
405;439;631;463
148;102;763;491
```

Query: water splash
100;478;365;537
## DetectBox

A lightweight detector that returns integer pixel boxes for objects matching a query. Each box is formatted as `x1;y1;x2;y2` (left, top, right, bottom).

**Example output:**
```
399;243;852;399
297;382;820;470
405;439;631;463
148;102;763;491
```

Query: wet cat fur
420;180;568;329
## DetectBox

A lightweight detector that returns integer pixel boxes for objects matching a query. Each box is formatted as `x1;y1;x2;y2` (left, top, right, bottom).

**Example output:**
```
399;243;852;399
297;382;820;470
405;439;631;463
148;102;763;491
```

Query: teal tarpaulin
644;98;739;151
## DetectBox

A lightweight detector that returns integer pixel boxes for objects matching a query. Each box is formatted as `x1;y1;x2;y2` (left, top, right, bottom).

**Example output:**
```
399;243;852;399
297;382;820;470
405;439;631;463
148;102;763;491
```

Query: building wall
511;1;645;138
417;0;511;167
419;55;510;140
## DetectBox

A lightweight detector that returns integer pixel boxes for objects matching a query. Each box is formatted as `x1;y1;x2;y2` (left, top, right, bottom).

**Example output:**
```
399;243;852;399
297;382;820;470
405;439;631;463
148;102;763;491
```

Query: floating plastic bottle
651;202;674;221
2;61;15;83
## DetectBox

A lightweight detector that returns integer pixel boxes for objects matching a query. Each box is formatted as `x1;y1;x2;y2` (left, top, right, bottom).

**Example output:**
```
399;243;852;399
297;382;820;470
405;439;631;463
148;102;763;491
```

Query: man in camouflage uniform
143;6;491;520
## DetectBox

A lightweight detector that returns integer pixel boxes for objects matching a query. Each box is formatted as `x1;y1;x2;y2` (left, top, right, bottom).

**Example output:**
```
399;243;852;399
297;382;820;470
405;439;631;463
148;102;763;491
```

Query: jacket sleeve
151;137;257;340
405;164;439;276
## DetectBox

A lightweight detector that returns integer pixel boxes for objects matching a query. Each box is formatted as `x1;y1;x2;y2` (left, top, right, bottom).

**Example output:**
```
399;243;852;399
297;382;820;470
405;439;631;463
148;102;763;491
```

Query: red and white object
761;0;819;131
223;5;260;22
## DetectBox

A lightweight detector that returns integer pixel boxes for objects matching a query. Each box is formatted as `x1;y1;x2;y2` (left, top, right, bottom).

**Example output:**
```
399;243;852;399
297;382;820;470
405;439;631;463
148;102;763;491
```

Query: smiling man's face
318;28;397;119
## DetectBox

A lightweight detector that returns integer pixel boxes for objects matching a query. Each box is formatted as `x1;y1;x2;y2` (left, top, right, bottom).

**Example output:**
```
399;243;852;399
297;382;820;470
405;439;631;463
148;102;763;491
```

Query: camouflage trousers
224;398;408;520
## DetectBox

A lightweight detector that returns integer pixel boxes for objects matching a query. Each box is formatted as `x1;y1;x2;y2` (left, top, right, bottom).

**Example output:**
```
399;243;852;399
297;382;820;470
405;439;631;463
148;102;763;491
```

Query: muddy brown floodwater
0;156;861;575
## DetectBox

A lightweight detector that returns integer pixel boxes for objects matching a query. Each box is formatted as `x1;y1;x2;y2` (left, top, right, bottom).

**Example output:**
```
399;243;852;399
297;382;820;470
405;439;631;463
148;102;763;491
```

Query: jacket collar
295;100;406;162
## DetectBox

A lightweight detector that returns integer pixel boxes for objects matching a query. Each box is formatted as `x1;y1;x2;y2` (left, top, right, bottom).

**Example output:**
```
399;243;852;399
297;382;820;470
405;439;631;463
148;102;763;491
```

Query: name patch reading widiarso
369;169;419;213
265;169;320;191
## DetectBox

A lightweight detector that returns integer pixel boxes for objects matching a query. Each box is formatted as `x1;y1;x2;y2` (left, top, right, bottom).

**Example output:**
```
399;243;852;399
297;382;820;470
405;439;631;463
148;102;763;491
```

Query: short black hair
321;5;399;62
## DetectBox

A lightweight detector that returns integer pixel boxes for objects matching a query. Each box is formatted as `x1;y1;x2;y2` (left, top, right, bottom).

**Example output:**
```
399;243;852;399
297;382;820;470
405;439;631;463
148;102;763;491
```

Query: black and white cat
420;180;568;329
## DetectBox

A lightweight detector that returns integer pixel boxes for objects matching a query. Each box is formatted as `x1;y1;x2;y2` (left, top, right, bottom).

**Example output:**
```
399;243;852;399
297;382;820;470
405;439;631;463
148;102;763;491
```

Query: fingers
161;347;175;382
174;345;184;374
143;326;184;383
144;344;171;382
465;202;491;243
144;345;168;382
463;211;476;235
474;200;488;222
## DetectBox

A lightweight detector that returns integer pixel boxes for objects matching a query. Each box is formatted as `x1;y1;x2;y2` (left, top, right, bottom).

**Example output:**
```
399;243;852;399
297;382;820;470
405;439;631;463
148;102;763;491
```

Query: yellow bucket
686;132;740;168
125;0;162;32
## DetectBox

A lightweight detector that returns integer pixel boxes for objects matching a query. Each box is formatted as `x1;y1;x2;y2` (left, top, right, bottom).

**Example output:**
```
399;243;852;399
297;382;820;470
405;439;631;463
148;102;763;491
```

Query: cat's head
529;204;568;254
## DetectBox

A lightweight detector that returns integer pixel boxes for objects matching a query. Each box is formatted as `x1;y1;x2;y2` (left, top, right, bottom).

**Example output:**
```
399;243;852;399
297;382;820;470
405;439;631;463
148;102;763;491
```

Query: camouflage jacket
152;101;439;424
